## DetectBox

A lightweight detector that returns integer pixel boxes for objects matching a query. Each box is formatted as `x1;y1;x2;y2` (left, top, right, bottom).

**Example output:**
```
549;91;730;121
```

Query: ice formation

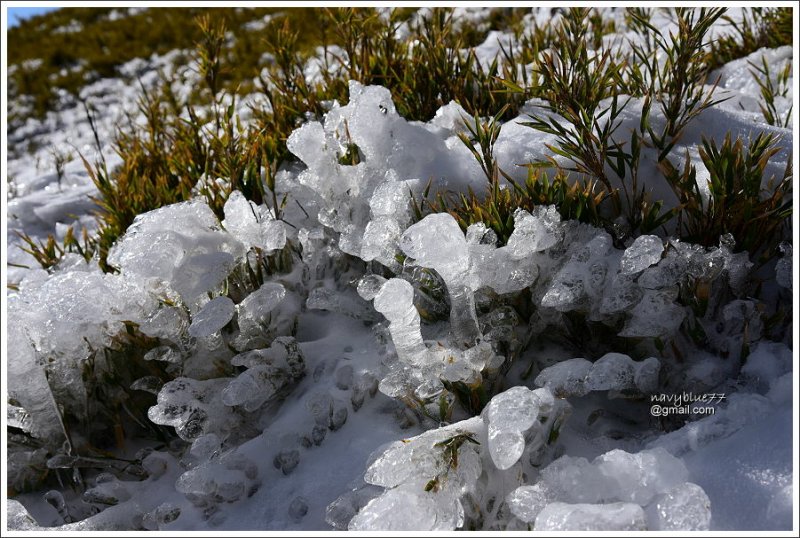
222;337;306;411
222;190;286;252
534;353;660;397
148;377;241;442
5;8;793;532
107;199;244;307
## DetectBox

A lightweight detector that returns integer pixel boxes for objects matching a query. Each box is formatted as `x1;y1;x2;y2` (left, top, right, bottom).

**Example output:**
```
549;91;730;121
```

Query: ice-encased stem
373;279;427;367
447;283;481;347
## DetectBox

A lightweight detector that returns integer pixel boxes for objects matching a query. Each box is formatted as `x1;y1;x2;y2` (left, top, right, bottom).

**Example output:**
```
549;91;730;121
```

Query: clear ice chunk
373;278;428;367
482;386;546;470
236;282;286;334
188;296;235;337
585;353;636;392
619;289;686;338
620;235;663;275
594;447;688;505
223;190;286;252
534;502;647;531
506;483;550;523
646;482;711;531
506;206;563;256
349;483;463;531
534;358;592;398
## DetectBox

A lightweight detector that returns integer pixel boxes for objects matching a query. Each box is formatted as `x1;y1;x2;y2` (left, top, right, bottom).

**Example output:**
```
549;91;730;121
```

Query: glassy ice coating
223;190;286;252
372;278;427;366
148;377;239;441
236;282;286;334
188;296;235;337
106;198;244;305
534;502;647;531
222;337;305;411
482;386;550;470
506;206;564;255
535;354;660;396
400;213;480;346
646;482;712;531
344;387;571;531
620;235;664;275
534;358;593;397
506;484;550;523
287;81;477;258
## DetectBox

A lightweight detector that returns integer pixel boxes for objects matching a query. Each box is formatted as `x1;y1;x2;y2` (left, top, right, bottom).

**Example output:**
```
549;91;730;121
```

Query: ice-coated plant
332;385;569;531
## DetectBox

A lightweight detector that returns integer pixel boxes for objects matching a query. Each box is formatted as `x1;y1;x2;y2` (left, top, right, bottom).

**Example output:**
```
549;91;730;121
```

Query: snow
3;7;796;533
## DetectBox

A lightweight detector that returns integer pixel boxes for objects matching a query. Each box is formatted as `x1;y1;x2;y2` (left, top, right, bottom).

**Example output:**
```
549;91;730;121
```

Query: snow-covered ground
3;7;797;533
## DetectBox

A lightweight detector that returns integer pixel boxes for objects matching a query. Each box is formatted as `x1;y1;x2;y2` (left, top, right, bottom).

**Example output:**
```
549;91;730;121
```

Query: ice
540;455;610;503
599;273;643;315
356;275;387;301
287;82;479;258
541;262;586;311
7;500;42;531
372;278;428;367
144;345;182;364
188;296;235;337
741;341;793;389
506;484;550;523
482;386;552;470
400;213;480;345
506;206;563;256
620;235;663;275
222;190;286;252
619;289;686;338
646;482;711;531
348;485;448;531
534;358;592;397
585;352;636;391
306;287;378;321
223;337;305;411
775;241;792;289
534;502;647;531
106;198;244;304
594;448;689;505
148;377;240;442
633;357;661;393
361;217;402;267
400;213;470;282
236;282;286;334
83;474;131;505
